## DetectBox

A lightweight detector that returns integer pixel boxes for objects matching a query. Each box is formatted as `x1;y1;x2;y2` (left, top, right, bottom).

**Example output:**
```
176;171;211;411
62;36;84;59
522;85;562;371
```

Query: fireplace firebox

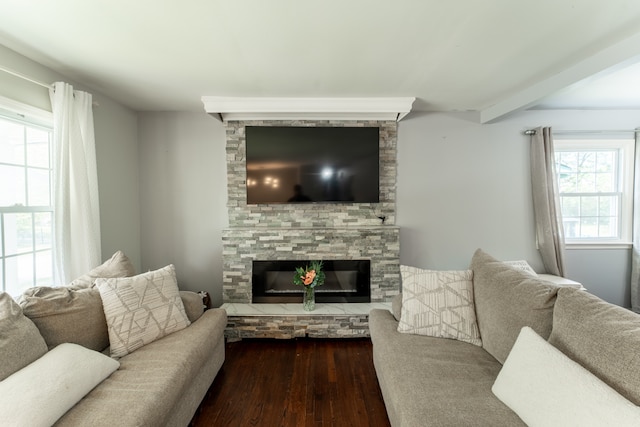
252;260;371;303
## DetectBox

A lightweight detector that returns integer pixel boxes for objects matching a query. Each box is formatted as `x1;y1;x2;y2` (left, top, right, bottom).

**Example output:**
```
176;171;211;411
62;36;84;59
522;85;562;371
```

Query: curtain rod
0;66;99;107
0;65;52;89
524;129;639;136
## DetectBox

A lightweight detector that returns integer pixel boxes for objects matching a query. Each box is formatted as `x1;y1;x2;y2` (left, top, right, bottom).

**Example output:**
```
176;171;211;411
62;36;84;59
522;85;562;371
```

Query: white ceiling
535;60;640;109
1;0;640;122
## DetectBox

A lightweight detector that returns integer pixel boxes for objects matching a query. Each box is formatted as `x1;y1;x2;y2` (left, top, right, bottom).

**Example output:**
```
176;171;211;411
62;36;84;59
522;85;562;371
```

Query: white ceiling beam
480;31;640;124
201;96;415;122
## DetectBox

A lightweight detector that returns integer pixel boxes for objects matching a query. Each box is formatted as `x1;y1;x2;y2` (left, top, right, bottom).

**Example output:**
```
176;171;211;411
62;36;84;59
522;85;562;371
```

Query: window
0;107;54;295
554;138;635;246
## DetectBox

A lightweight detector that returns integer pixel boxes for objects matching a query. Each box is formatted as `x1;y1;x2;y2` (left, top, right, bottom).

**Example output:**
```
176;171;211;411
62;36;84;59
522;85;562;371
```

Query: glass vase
303;286;315;311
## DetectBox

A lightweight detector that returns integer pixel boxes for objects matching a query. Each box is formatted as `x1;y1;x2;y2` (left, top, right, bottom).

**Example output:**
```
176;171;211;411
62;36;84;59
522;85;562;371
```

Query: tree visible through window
554;139;634;244
0;112;54;295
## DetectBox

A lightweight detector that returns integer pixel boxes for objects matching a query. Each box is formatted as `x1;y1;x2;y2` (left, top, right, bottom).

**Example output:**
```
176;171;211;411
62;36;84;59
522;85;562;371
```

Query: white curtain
50;82;101;284
530;126;566;277
631;131;640;313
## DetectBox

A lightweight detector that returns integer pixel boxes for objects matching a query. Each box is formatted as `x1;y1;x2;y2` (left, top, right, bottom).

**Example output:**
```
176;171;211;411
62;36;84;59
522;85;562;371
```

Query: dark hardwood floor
191;338;391;427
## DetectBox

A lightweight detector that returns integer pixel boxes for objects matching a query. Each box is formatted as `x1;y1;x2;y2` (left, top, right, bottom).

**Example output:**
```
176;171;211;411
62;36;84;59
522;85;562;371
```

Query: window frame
554;137;635;249
0;96;54;295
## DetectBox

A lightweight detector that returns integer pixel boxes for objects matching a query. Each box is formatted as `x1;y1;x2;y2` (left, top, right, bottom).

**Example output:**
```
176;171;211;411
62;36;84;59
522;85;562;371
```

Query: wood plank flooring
191;338;391;427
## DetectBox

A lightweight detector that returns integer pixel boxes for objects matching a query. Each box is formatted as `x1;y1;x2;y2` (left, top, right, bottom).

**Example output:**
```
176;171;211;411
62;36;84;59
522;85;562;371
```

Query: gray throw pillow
68;250;136;289
179;291;205;323
391;293;402;321
19;286;109;351
470;248;559;363
0;293;48;381
17;251;135;351
548;287;640;406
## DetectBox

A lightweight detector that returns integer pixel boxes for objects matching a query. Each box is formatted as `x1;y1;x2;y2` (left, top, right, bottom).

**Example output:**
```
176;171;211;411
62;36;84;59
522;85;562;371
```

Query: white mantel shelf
221;302;392;317
225;225;398;231
201;96;415;122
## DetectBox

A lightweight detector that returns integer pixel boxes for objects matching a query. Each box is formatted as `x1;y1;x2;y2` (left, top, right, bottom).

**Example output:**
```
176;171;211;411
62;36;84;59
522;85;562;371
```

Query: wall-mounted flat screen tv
245;126;380;204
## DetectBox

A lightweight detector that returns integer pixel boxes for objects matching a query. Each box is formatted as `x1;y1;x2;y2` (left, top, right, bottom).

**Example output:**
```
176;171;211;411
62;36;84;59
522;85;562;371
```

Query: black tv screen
245;126;380;204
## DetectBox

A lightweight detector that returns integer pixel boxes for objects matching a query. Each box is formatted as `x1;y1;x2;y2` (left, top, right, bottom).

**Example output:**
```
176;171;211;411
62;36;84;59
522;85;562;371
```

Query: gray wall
0;44;142;272
397;111;540;271
564;248;631;307
138;112;228;305
397;109;639;307
136;109;637;308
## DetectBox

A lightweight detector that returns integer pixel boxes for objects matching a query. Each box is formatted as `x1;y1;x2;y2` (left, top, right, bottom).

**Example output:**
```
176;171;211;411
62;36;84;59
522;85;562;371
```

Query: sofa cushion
0;343;119;427
548;287;640;406
68;250;136;289
398;265;481;346
369;308;525;426
493;326;640;426
18;286;109;351
470;248;559;363
97;265;191;358
0;293;48;381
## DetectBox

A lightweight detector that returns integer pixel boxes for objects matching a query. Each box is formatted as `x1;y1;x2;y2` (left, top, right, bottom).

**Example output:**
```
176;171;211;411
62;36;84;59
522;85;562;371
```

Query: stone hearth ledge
221;302;391;316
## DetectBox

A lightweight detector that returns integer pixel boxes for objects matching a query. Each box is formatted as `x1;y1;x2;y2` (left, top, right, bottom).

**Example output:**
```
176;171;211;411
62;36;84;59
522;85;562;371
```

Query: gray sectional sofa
0;251;227;427
53;301;226;426
370;249;640;426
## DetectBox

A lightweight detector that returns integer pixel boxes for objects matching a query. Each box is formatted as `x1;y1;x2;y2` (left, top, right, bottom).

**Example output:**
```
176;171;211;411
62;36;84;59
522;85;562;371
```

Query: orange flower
303;269;316;285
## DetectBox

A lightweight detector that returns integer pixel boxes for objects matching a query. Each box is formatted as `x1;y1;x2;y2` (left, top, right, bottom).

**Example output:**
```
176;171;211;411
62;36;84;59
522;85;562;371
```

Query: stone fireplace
220;119;401;338
222;119;401;304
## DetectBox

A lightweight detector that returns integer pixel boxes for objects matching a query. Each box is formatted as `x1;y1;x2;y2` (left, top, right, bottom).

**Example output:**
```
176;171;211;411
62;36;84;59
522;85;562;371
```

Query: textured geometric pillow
397;265;482;346
0;293;48;381
96;265;190;358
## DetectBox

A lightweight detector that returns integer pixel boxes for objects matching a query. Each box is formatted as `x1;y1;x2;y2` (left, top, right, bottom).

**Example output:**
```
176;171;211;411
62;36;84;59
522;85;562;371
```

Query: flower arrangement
293;260;325;289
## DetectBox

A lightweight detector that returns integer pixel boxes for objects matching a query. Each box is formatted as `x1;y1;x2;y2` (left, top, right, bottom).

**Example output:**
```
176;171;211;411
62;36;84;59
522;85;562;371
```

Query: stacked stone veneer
225;315;370;340
222;119;401;305
222;226;400;303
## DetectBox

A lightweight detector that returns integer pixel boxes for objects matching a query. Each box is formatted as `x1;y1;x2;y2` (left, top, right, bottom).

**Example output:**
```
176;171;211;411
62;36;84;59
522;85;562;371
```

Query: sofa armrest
179;291;206;323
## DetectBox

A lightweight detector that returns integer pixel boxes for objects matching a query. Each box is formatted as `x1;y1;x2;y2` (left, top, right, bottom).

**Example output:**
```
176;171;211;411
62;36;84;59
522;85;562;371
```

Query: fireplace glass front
252;260;371;303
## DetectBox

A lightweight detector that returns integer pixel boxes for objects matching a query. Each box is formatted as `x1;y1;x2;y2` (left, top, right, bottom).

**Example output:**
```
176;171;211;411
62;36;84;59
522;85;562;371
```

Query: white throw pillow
492;326;640;426
96;264;190;358
397;266;482;346
0;343;120;427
